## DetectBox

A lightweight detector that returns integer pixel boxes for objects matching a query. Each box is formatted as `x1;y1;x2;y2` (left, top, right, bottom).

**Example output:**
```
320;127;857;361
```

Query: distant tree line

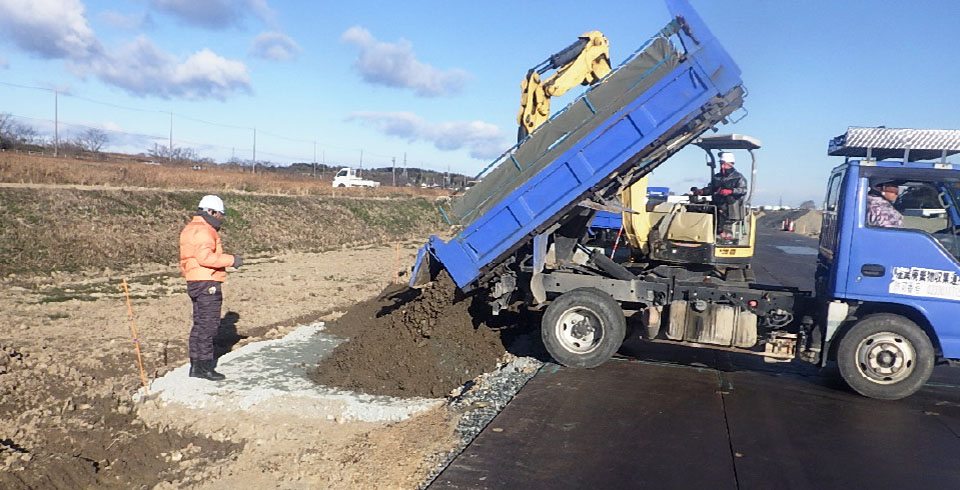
1;113;469;185
1;112;111;158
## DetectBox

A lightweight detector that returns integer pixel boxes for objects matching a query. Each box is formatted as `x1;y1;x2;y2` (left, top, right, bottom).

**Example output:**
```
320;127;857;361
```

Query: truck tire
837;313;935;400
541;288;626;369
337;184;346;188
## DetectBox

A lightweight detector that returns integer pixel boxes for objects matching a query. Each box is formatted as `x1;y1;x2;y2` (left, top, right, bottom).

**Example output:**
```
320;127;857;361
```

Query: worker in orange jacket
179;195;242;381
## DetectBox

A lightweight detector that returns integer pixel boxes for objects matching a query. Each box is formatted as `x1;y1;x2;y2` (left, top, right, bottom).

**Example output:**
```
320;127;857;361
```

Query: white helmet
197;195;225;214
719;152;735;164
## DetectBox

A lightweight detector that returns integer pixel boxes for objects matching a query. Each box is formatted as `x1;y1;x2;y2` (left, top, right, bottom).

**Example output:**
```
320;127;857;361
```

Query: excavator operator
691;152;748;237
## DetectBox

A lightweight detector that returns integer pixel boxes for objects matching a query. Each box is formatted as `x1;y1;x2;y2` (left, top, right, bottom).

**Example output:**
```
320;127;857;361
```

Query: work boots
189;359;226;381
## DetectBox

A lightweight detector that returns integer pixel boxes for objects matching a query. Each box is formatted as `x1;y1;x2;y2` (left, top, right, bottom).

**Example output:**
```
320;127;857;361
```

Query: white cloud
0;0;101;59
75;36;251;100
249;31;300;61
340;26;470;97
0;57;9;69
0;0;250;100
346;111;508;160
149;0;274;29
99;10;154;31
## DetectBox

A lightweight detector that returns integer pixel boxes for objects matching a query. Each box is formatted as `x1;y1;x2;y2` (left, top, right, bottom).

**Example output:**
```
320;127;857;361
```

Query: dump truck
411;0;960;400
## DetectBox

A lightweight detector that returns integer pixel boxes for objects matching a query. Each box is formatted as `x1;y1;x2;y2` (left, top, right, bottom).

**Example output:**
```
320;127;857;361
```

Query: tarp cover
446;37;680;227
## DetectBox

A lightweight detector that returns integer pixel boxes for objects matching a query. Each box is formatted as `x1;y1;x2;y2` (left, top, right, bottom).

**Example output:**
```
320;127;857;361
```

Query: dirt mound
310;273;506;398
757;209;823;235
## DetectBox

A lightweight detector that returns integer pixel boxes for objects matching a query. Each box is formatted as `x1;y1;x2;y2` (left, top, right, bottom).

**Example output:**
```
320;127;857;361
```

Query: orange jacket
179;216;235;282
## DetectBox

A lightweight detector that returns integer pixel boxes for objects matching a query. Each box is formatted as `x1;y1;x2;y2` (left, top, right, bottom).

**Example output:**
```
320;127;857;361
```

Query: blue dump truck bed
414;0;745;290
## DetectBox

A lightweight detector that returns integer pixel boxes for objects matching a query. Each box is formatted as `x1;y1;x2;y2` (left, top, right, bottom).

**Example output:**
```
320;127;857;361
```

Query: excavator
517;31;611;141
519;31;758;279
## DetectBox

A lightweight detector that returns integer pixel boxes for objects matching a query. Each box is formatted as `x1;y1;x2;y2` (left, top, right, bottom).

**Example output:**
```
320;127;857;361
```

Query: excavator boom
517;31;611;140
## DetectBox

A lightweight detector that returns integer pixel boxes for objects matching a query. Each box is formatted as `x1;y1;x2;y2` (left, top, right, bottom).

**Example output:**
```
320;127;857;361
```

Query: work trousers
187;280;222;361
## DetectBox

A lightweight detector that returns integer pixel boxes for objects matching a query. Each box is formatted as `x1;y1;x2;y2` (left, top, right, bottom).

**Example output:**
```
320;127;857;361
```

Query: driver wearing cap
866;181;903;228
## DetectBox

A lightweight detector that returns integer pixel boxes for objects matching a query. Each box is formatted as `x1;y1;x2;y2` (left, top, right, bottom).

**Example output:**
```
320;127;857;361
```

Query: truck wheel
837;313;934;400
541;288;626;368
337;184;346;188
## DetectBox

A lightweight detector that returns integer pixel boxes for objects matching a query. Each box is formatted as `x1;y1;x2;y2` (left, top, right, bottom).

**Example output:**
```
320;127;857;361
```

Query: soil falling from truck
309;272;506;398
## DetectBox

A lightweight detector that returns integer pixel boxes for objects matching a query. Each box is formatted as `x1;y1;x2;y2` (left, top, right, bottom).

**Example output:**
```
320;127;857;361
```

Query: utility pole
403;152;408;178
252;127;257;174
321;150;325;180
53;90;58;157
168;111;173;161
392;157;396;187
359;149;363;173
313;140;317;178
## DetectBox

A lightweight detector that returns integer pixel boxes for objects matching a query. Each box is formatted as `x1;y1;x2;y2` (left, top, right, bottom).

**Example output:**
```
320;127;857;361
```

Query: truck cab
817;127;960;399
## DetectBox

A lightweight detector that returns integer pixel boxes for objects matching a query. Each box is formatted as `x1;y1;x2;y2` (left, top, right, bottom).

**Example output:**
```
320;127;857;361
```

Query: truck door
841;169;960;357
816;167;846;296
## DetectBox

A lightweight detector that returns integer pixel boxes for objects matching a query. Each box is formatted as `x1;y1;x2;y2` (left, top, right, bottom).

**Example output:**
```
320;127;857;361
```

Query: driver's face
881;186;899;203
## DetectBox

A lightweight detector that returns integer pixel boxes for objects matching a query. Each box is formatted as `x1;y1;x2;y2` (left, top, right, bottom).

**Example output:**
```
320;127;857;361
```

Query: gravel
418;347;545;489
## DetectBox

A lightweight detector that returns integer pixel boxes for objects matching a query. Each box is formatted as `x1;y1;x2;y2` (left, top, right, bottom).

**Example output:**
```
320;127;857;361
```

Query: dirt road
0;244;466;489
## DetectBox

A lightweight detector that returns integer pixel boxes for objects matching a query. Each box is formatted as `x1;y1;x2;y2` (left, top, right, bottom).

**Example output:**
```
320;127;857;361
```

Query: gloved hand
718;189;734;196
233;255;243;268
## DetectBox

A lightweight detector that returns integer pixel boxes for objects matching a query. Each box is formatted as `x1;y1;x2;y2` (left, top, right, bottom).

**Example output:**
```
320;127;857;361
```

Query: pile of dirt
757;209;823;235
0;245;461;488
310;272;506;398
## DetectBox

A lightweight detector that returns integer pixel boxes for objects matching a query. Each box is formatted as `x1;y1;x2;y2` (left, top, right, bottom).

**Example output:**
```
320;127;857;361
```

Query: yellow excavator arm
517;31;611;140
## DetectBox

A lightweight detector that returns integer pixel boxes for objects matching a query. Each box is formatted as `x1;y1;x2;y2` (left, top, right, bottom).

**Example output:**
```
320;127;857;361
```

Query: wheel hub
570;319;595;339
856;332;916;384
556;307;603;354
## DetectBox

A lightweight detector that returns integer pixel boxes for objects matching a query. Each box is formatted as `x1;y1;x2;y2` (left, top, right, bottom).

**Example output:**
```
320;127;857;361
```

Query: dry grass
0;186;446;277
0;152;449;198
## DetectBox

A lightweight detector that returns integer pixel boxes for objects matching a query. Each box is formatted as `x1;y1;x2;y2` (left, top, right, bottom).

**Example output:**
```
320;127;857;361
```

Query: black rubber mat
432;358;960;489
431;360;738;489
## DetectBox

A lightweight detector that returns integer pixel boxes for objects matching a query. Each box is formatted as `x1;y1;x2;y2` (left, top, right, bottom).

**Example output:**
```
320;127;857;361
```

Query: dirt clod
310;272;506;398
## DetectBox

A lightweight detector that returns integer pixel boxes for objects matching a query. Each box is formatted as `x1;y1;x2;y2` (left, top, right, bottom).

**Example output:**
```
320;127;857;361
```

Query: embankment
0;186;444;276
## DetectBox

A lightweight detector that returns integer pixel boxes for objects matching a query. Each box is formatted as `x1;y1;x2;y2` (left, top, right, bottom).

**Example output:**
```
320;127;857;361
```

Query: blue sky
0;0;958;205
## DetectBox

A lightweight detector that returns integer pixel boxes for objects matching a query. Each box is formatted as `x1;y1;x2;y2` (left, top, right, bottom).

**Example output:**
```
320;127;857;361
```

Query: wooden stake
121;278;149;396
395;243;401;284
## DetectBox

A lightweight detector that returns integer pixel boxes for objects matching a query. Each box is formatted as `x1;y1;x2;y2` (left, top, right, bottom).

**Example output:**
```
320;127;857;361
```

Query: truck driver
866;180;903;228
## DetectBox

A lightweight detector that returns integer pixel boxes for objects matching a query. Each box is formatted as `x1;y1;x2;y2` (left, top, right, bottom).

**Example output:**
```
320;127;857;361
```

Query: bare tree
5;121;40;148
0;114;37;146
0;113;13;149
147;143;198;163
75;128;110;153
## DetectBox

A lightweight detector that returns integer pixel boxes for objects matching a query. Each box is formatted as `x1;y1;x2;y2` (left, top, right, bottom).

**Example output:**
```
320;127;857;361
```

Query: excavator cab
622;134;760;273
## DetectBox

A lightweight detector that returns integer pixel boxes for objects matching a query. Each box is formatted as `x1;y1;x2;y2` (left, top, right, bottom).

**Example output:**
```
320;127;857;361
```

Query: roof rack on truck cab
828;127;960;163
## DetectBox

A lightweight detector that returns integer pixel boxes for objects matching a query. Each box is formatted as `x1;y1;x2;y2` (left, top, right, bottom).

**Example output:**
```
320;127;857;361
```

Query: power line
0;80;53;92
0;79;475;170
174;112;251;131
65;93;166;115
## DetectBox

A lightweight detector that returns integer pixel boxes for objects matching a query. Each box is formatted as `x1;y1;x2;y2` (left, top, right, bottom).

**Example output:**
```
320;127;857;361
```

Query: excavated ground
310;273;508;398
